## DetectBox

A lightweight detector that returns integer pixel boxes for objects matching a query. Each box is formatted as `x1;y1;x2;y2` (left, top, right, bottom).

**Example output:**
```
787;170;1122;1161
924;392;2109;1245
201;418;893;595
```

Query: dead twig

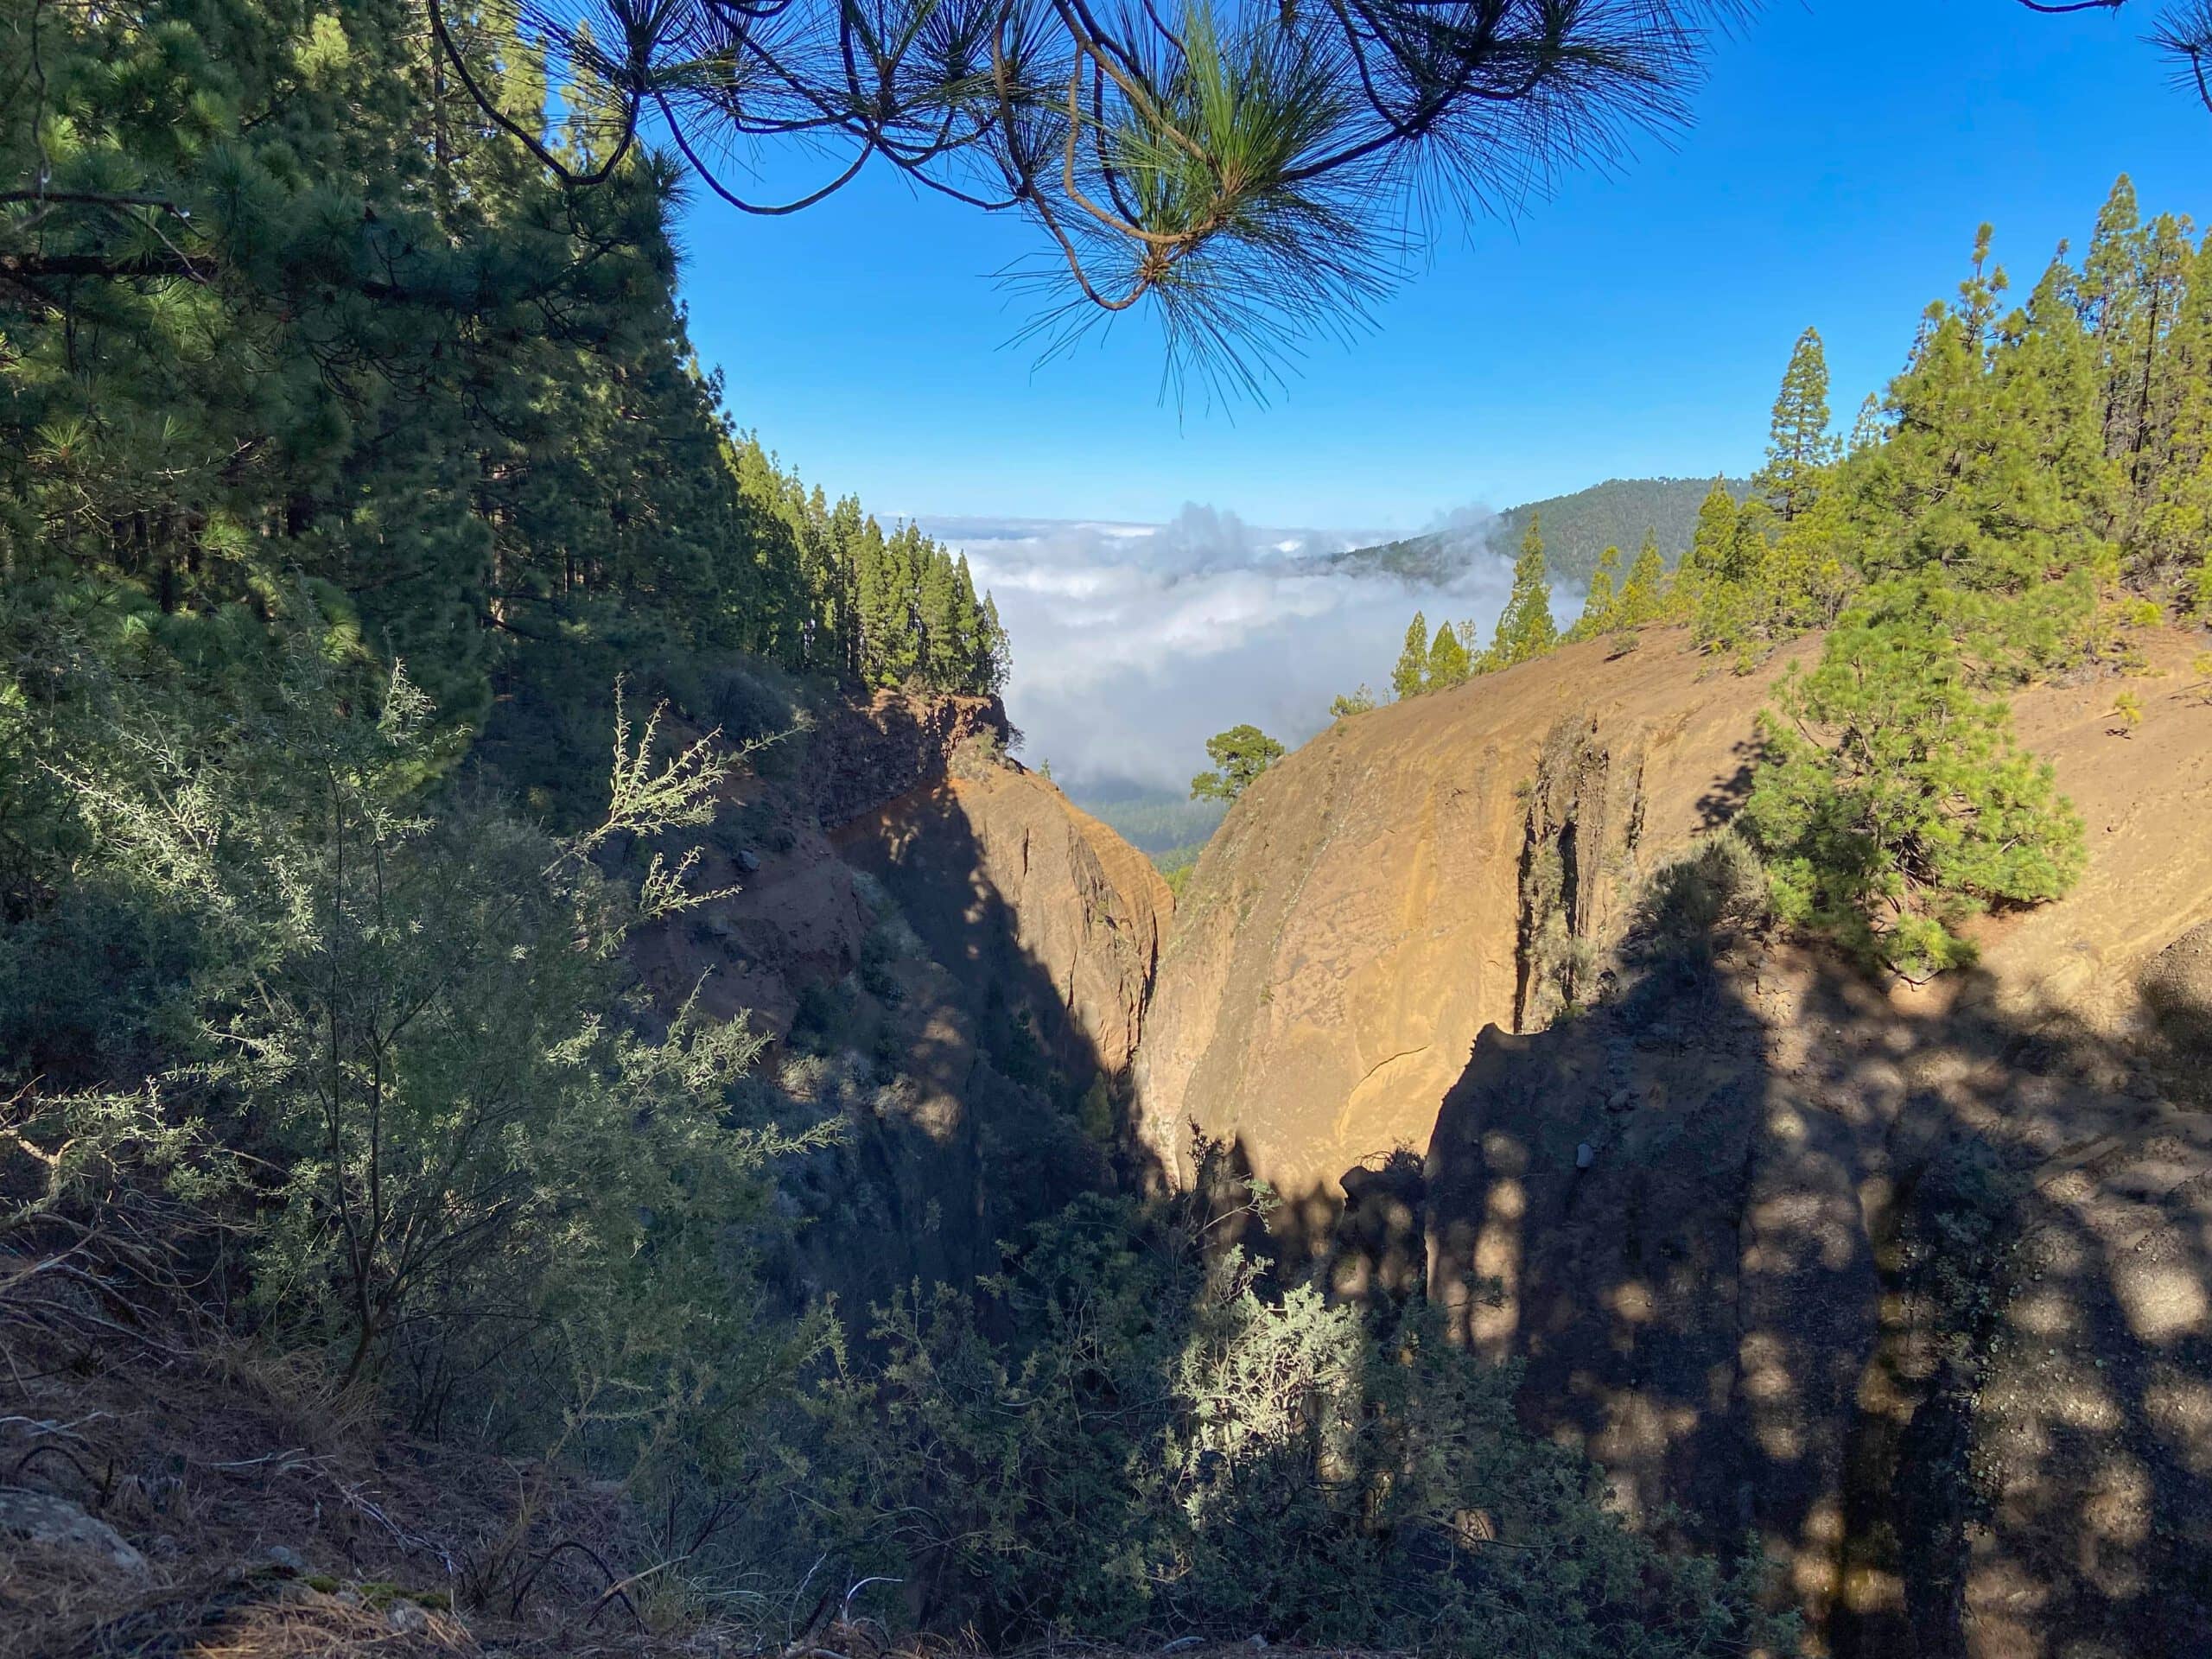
512;1537;644;1630
9;1440;103;1497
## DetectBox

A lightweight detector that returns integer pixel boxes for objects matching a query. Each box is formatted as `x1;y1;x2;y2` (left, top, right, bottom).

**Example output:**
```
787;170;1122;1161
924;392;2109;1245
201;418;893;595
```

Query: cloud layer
922;504;1523;797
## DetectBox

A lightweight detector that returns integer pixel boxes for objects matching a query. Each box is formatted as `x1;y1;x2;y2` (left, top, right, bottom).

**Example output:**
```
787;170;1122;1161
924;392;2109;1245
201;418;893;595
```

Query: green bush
950;728;1008;779
799;1175;1791;1656
1190;724;1285;802
6;602;835;1472
1742;581;2085;977
1632;830;1774;966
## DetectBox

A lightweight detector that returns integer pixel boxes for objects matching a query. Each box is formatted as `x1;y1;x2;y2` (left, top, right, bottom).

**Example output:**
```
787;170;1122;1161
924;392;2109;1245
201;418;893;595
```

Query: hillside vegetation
3;0;2204;1649
1078;791;1230;858
1374;179;2207;974
1134;176;2212;1659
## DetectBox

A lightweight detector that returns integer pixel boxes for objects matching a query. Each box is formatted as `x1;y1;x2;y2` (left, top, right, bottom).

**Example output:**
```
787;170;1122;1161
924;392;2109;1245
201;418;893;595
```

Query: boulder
0;1486;149;1576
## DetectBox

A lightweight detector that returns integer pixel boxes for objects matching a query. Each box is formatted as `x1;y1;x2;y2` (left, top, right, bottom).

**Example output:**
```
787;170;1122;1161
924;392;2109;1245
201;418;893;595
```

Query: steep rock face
1174;623;2212;1659
630;690;1023;1042
1419;967;1864;1605
1419;932;2212;1659
1132;626;2212;1197
808;689;1008;829
1130;627;1811;1193
628;770;873;1039
766;950;1112;1321
836;763;1173;1089
628;695;1163;1323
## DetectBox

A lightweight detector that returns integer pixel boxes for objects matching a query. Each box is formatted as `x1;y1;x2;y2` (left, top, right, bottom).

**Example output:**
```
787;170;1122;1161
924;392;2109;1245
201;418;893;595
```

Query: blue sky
673;0;2202;533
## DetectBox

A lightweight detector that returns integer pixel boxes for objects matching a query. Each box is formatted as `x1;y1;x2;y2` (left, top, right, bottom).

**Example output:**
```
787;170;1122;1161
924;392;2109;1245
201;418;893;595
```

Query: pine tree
1744;581;2086;976
1392;613;1431;700
2114;212;2202;537
1569;545;1623;640
1754;328;1842;522
558;21;626;171
1670;480;1740;624
1489;515;1559;667
1616;532;1669;628
1191;725;1286;802
1427;621;1471;689
917;535;963;684
1844;228;2118;674
2139;237;2212;609
1848;394;1886;457
2082;175;2147;458
1767;488;1859;632
0;0;844;733
1691;493;1782;658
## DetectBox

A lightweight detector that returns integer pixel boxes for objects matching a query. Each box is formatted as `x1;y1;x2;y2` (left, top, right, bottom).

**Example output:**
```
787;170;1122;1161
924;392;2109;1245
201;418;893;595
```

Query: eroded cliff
630;692;1173;1315
1134;620;2212;1659
1134;627;2212;1194
836;761;1173;1089
1129;627;1818;1192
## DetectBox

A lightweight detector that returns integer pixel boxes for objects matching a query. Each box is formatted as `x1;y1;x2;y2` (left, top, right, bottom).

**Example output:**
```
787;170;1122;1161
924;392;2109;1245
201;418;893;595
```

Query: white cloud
921;502;1519;795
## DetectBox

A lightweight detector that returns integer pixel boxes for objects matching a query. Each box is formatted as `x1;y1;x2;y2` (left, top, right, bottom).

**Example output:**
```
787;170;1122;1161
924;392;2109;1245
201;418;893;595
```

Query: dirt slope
1132;625;2212;1195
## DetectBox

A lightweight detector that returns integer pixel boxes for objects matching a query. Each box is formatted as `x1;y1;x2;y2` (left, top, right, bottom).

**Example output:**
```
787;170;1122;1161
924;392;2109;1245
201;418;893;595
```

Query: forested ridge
1332;475;1749;589
0;0;1007;734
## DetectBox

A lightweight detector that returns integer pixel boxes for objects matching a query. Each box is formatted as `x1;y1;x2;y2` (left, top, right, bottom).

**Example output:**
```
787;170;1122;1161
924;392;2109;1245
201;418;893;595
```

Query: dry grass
0;1265;707;1659
2;1554;478;1659
0;1285;1007;1659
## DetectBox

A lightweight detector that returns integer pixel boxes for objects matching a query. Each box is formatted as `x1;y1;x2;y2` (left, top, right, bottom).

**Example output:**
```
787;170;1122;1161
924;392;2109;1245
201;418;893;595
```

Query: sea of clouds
919;503;1529;798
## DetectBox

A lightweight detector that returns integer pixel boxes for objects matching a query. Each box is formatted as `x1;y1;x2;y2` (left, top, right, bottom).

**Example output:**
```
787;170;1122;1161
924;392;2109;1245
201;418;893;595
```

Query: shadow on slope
1411;897;2212;1659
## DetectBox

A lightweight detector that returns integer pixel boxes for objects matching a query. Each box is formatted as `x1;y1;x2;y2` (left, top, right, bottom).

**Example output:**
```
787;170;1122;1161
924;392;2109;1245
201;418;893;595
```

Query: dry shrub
195;1336;378;1457
947;731;1006;780
1631;829;1773;965
0;1538;162;1659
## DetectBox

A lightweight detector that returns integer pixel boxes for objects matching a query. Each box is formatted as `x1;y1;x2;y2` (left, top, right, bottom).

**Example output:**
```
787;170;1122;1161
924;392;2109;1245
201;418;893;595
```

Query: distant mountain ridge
1331;475;1751;590
1076;791;1230;856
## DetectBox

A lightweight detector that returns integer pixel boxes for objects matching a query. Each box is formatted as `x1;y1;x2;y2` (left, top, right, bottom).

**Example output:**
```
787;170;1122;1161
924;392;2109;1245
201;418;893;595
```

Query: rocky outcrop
0;1486;149;1576
807;690;1009;830
1129;628;1807;1194
1132;626;2212;1198
2143;917;2212;1054
1416;933;2212;1659
628;692;1166;1325
628;690;1033;1045
766;957;1112;1320
1513;710;1651;1029
627;770;874;1039
654;629;2211;1655
762;755;1173;1318
836;761;1173;1088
